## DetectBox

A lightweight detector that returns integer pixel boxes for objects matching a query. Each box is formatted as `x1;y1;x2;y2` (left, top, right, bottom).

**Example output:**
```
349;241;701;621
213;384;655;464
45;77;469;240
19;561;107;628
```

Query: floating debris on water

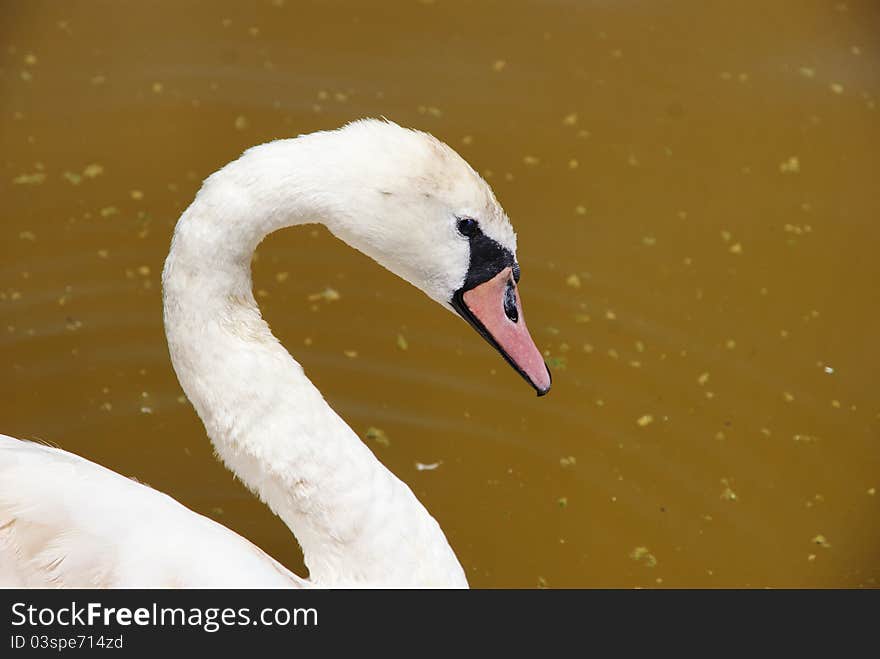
557;497;568;508
636;414;653;427
234;115;249;130
811;534;831;548
13;172;46;185
720;478;738;501
307;287;340;302
629;546;657;568
365;427;390;447
565;273;581;288
396;333;409;350
779;156;800;174
559;456;577;468
415;461;442;471
545;355;567;370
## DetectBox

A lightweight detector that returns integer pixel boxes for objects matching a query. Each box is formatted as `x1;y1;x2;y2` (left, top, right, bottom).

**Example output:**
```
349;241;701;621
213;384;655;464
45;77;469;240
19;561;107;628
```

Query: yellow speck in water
582;343;594;353
13;172;46;185
830;83;844;94
782;391;795;402
18;231;36;241
522;155;540;166
811;534;831;549
760;427;772;437
605;310;617;320
799;67;815;78
568;159;579;169
779;156;800;174
565;273;581;289
557;497;568;508
99;206;118;218
574;205;587;216
642;235;656;246
62;171;83;185
729;242;743;254
130;190;144;201
343;350;358;358
137;266;150;277
83;163;104;178
559;456;577;468
234;115;249;130
720;478;737;501
636;414;653;427
629;547;657;568
274;271;289;283
365;426;390;447
867;488;876;496
307;287;340;303
461;135;473;145
725;339;737;350
561;112;578;126
697;372;710;386
720;230;732;242
492;59;506;72
396;333;409;351
574;313;591;324
151;82;164;94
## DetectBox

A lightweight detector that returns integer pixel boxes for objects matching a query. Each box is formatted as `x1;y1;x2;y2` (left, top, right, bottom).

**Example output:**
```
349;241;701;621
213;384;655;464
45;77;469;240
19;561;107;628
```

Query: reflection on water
1;0;878;587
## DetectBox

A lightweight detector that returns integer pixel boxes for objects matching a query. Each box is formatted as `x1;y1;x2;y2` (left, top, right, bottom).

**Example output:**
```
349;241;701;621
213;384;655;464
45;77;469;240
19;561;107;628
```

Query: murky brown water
2;0;879;588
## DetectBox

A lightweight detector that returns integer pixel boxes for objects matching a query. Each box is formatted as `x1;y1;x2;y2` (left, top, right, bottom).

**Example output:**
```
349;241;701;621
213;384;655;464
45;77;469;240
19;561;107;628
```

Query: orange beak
453;267;551;396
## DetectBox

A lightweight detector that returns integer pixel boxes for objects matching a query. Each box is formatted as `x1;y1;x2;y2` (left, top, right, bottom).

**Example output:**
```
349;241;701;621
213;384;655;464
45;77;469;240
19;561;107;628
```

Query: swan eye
456;217;480;237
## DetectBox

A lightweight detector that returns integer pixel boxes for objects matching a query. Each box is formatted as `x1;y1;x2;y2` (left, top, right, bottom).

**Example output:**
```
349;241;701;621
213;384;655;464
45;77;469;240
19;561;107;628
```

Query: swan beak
453;266;552;396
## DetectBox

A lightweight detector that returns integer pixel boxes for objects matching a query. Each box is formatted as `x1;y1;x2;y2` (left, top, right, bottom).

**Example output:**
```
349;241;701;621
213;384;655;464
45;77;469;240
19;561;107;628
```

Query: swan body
1;119;550;588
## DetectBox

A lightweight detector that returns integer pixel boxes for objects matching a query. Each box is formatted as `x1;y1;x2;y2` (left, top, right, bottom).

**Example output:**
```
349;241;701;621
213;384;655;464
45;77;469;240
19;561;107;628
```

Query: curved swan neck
162;136;467;587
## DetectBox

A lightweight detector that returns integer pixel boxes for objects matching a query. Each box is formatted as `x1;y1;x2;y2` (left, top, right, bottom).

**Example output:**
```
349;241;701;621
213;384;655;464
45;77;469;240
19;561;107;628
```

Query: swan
0;119;551;588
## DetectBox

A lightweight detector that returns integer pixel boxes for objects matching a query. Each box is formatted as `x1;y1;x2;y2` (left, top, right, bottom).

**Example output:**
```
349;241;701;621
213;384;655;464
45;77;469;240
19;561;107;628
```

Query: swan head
306;119;551;395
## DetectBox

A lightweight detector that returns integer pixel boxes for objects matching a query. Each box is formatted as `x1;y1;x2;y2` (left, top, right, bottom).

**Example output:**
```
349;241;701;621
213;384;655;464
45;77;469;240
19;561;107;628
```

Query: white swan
0;119;551;588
